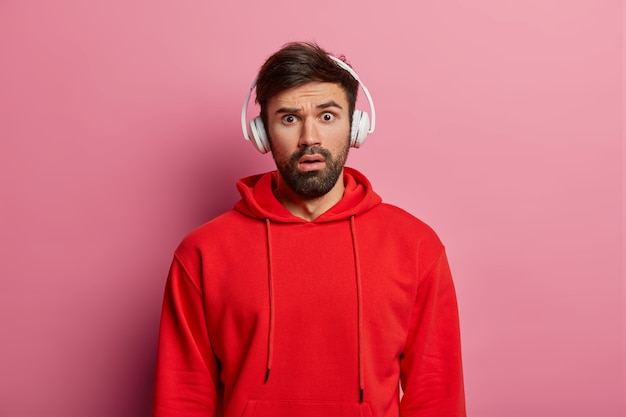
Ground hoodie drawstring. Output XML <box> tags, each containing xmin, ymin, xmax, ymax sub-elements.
<box><xmin>263</xmin><ymin>216</ymin><xmax>365</xmax><ymax>404</ymax></box>
<box><xmin>350</xmin><ymin>215</ymin><xmax>365</xmax><ymax>403</ymax></box>
<box><xmin>264</xmin><ymin>218</ymin><xmax>275</xmax><ymax>383</ymax></box>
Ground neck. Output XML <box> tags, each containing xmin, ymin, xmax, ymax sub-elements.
<box><xmin>273</xmin><ymin>171</ymin><xmax>345</xmax><ymax>221</ymax></box>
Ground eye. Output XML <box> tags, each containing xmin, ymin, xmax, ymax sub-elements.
<box><xmin>282</xmin><ymin>115</ymin><xmax>298</xmax><ymax>124</ymax></box>
<box><xmin>320</xmin><ymin>112</ymin><xmax>336</xmax><ymax>122</ymax></box>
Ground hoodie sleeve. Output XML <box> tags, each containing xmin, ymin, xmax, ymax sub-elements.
<box><xmin>399</xmin><ymin>250</ymin><xmax>466</xmax><ymax>417</ymax></box>
<box><xmin>153</xmin><ymin>254</ymin><xmax>220</xmax><ymax>417</ymax></box>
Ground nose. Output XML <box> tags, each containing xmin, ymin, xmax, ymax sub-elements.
<box><xmin>298</xmin><ymin>117</ymin><xmax>321</xmax><ymax>147</ymax></box>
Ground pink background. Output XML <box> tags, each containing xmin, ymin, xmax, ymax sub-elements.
<box><xmin>0</xmin><ymin>1</ymin><xmax>623</xmax><ymax>416</ymax></box>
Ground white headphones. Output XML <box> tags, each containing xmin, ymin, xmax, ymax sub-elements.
<box><xmin>241</xmin><ymin>55</ymin><xmax>376</xmax><ymax>154</ymax></box>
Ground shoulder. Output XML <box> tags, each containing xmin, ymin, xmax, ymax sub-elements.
<box><xmin>174</xmin><ymin>209</ymin><xmax>261</xmax><ymax>257</ymax></box>
<box><xmin>370</xmin><ymin>203</ymin><xmax>442</xmax><ymax>240</ymax></box>
<box><xmin>360</xmin><ymin>203</ymin><xmax>446</xmax><ymax>267</ymax></box>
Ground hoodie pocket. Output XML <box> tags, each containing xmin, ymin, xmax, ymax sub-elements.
<box><xmin>241</xmin><ymin>400</ymin><xmax>374</xmax><ymax>417</ymax></box>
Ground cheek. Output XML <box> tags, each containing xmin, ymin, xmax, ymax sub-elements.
<box><xmin>268</xmin><ymin>131</ymin><xmax>290</xmax><ymax>153</ymax></box>
<box><xmin>269</xmin><ymin>123</ymin><xmax>298</xmax><ymax>143</ymax></box>
<box><xmin>323</xmin><ymin>125</ymin><xmax>351</xmax><ymax>148</ymax></box>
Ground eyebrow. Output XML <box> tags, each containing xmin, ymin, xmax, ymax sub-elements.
<box><xmin>274</xmin><ymin>100</ymin><xmax>344</xmax><ymax>115</ymax></box>
<box><xmin>317</xmin><ymin>100</ymin><xmax>343</xmax><ymax>110</ymax></box>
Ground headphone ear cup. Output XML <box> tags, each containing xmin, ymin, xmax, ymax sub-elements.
<box><xmin>249</xmin><ymin>117</ymin><xmax>271</xmax><ymax>154</ymax></box>
<box><xmin>350</xmin><ymin>110</ymin><xmax>371</xmax><ymax>148</ymax></box>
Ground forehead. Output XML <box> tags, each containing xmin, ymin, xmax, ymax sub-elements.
<box><xmin>267</xmin><ymin>82</ymin><xmax>348</xmax><ymax>110</ymax></box>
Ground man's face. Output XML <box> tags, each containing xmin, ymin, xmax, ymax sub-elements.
<box><xmin>266</xmin><ymin>82</ymin><xmax>351</xmax><ymax>199</ymax></box>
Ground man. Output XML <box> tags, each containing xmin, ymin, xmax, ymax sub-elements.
<box><xmin>153</xmin><ymin>42</ymin><xmax>466</xmax><ymax>417</ymax></box>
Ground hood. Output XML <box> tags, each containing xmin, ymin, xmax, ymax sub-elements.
<box><xmin>234</xmin><ymin>166</ymin><xmax>382</xmax><ymax>223</ymax></box>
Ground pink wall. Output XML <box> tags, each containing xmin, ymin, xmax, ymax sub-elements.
<box><xmin>0</xmin><ymin>1</ymin><xmax>623</xmax><ymax>416</ymax></box>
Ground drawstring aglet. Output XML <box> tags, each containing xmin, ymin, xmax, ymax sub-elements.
<box><xmin>359</xmin><ymin>388</ymin><xmax>364</xmax><ymax>403</ymax></box>
<box><xmin>264</xmin><ymin>368</ymin><xmax>271</xmax><ymax>383</ymax></box>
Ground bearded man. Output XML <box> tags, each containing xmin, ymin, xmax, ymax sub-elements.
<box><xmin>153</xmin><ymin>41</ymin><xmax>466</xmax><ymax>417</ymax></box>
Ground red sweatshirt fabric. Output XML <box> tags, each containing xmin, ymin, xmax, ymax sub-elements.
<box><xmin>153</xmin><ymin>167</ymin><xmax>465</xmax><ymax>417</ymax></box>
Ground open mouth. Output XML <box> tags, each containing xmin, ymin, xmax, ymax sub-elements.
<box><xmin>297</xmin><ymin>155</ymin><xmax>326</xmax><ymax>171</ymax></box>
<box><xmin>299</xmin><ymin>155</ymin><xmax>325</xmax><ymax>164</ymax></box>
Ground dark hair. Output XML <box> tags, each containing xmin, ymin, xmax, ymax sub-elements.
<box><xmin>255</xmin><ymin>42</ymin><xmax>359</xmax><ymax>131</ymax></box>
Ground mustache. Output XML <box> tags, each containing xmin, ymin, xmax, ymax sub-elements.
<box><xmin>291</xmin><ymin>146</ymin><xmax>332</xmax><ymax>161</ymax></box>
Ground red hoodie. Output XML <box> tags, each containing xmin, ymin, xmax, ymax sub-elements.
<box><xmin>153</xmin><ymin>167</ymin><xmax>465</xmax><ymax>417</ymax></box>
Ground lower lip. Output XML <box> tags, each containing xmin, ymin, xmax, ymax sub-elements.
<box><xmin>298</xmin><ymin>161</ymin><xmax>326</xmax><ymax>172</ymax></box>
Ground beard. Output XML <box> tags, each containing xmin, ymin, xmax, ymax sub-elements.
<box><xmin>273</xmin><ymin>143</ymin><xmax>349</xmax><ymax>199</ymax></box>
